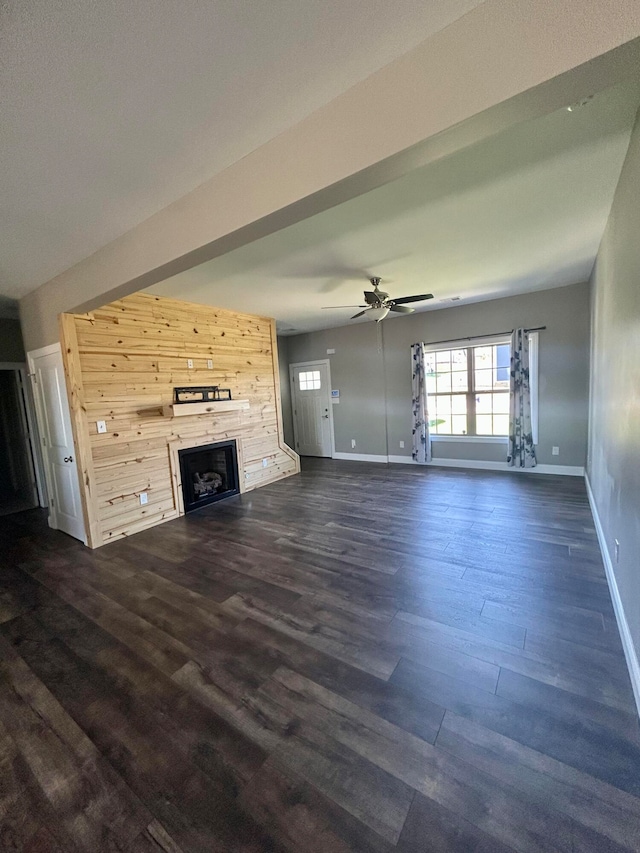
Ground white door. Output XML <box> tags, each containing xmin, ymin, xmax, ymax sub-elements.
<box><xmin>27</xmin><ymin>346</ymin><xmax>86</xmax><ymax>542</ymax></box>
<box><xmin>290</xmin><ymin>361</ymin><xmax>333</xmax><ymax>457</ymax></box>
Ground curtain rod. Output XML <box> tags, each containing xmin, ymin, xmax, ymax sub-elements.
<box><xmin>422</xmin><ymin>326</ymin><xmax>546</xmax><ymax>348</ymax></box>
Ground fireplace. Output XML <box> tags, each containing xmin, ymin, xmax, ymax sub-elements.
<box><xmin>178</xmin><ymin>440</ymin><xmax>239</xmax><ymax>513</ymax></box>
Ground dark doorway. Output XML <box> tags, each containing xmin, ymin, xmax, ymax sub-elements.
<box><xmin>0</xmin><ymin>370</ymin><xmax>37</xmax><ymax>516</ymax></box>
<box><xmin>179</xmin><ymin>440</ymin><xmax>239</xmax><ymax>513</ymax></box>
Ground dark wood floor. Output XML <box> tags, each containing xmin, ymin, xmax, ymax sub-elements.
<box><xmin>1</xmin><ymin>458</ymin><xmax>639</xmax><ymax>852</ymax></box>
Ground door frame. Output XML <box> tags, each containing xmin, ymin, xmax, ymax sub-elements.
<box><xmin>27</xmin><ymin>342</ymin><xmax>87</xmax><ymax>543</ymax></box>
<box><xmin>289</xmin><ymin>359</ymin><xmax>335</xmax><ymax>459</ymax></box>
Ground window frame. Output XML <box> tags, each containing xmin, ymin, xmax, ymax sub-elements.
<box><xmin>423</xmin><ymin>333</ymin><xmax>538</xmax><ymax>443</ymax></box>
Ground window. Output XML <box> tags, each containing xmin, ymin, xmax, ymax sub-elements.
<box><xmin>425</xmin><ymin>339</ymin><xmax>511</xmax><ymax>437</ymax></box>
<box><xmin>298</xmin><ymin>370</ymin><xmax>321</xmax><ymax>390</ymax></box>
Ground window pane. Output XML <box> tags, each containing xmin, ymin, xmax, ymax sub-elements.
<box><xmin>451</xmin><ymin>395</ymin><xmax>466</xmax><ymax>414</ymax></box>
<box><xmin>494</xmin><ymin>393</ymin><xmax>510</xmax><ymax>414</ymax></box>
<box><xmin>474</xmin><ymin>369</ymin><xmax>494</xmax><ymax>391</ymax></box>
<box><xmin>435</xmin><ymin>395</ymin><xmax>451</xmax><ymax>415</ymax></box>
<box><xmin>496</xmin><ymin>344</ymin><xmax>510</xmax><ymax>385</ymax></box>
<box><xmin>435</xmin><ymin>415</ymin><xmax>452</xmax><ymax>434</ymax></box>
<box><xmin>451</xmin><ymin>370</ymin><xmax>468</xmax><ymax>392</ymax></box>
<box><xmin>436</xmin><ymin>351</ymin><xmax>451</xmax><ymax>367</ymax></box>
<box><xmin>474</xmin><ymin>346</ymin><xmax>492</xmax><ymax>369</ymax></box>
<box><xmin>436</xmin><ymin>372</ymin><xmax>451</xmax><ymax>393</ymax></box>
<box><xmin>452</xmin><ymin>415</ymin><xmax>467</xmax><ymax>435</ymax></box>
<box><xmin>473</xmin><ymin>344</ymin><xmax>511</xmax><ymax>390</ymax></box>
<box><xmin>475</xmin><ymin>393</ymin><xmax>492</xmax><ymax>414</ymax></box>
<box><xmin>425</xmin><ymin>352</ymin><xmax>437</xmax><ymax>394</ymax></box>
<box><xmin>476</xmin><ymin>414</ymin><xmax>493</xmax><ymax>435</ymax></box>
<box><xmin>451</xmin><ymin>349</ymin><xmax>467</xmax><ymax>368</ymax></box>
<box><xmin>493</xmin><ymin>414</ymin><xmax>509</xmax><ymax>435</ymax></box>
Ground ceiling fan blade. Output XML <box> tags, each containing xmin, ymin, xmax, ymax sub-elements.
<box><xmin>363</xmin><ymin>291</ymin><xmax>379</xmax><ymax>305</ymax></box>
<box><xmin>322</xmin><ymin>304</ymin><xmax>367</xmax><ymax>309</ymax></box>
<box><xmin>392</xmin><ymin>294</ymin><xmax>434</xmax><ymax>305</ymax></box>
<box><xmin>350</xmin><ymin>310</ymin><xmax>368</xmax><ymax>319</ymax></box>
<box><xmin>389</xmin><ymin>304</ymin><xmax>415</xmax><ymax>314</ymax></box>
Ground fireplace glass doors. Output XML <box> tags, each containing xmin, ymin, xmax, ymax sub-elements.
<box><xmin>178</xmin><ymin>440</ymin><xmax>239</xmax><ymax>513</ymax></box>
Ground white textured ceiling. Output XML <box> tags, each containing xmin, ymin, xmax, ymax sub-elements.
<box><xmin>0</xmin><ymin>0</ymin><xmax>485</xmax><ymax>301</ymax></box>
<box><xmin>150</xmin><ymin>84</ymin><xmax>640</xmax><ymax>334</ymax></box>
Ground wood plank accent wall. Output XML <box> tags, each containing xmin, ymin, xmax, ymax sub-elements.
<box><xmin>59</xmin><ymin>292</ymin><xmax>299</xmax><ymax>548</ymax></box>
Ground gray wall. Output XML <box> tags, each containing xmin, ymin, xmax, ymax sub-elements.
<box><xmin>0</xmin><ymin>319</ymin><xmax>25</xmax><ymax>362</ymax></box>
<box><xmin>588</xmin><ymin>107</ymin><xmax>640</xmax><ymax>696</ymax></box>
<box><xmin>277</xmin><ymin>335</ymin><xmax>295</xmax><ymax>448</ymax></box>
<box><xmin>284</xmin><ymin>282</ymin><xmax>591</xmax><ymax>467</ymax></box>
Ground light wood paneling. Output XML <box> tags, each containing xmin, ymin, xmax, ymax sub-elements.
<box><xmin>60</xmin><ymin>292</ymin><xmax>299</xmax><ymax>547</ymax></box>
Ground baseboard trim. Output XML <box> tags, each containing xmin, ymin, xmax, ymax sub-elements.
<box><xmin>387</xmin><ymin>455</ymin><xmax>584</xmax><ymax>475</ymax></box>
<box><xmin>585</xmin><ymin>475</ymin><xmax>640</xmax><ymax>718</ymax></box>
<box><xmin>335</xmin><ymin>453</ymin><xmax>583</xmax><ymax>476</ymax></box>
<box><xmin>332</xmin><ymin>452</ymin><xmax>389</xmax><ymax>464</ymax></box>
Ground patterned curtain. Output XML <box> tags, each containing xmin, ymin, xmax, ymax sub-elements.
<box><xmin>411</xmin><ymin>342</ymin><xmax>431</xmax><ymax>463</ymax></box>
<box><xmin>507</xmin><ymin>328</ymin><xmax>537</xmax><ymax>468</ymax></box>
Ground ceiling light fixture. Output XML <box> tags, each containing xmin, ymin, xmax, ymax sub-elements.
<box><xmin>367</xmin><ymin>305</ymin><xmax>391</xmax><ymax>323</ymax></box>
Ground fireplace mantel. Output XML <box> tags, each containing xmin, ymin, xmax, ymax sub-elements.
<box><xmin>162</xmin><ymin>399</ymin><xmax>249</xmax><ymax>418</ymax></box>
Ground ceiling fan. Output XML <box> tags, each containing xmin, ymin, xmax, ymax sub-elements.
<box><xmin>323</xmin><ymin>277</ymin><xmax>434</xmax><ymax>322</ymax></box>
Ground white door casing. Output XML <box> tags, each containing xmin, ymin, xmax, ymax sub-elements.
<box><xmin>27</xmin><ymin>344</ymin><xmax>86</xmax><ymax>543</ymax></box>
<box><xmin>290</xmin><ymin>360</ymin><xmax>334</xmax><ymax>458</ymax></box>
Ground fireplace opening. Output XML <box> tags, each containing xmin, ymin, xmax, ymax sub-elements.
<box><xmin>178</xmin><ymin>440</ymin><xmax>239</xmax><ymax>513</ymax></box>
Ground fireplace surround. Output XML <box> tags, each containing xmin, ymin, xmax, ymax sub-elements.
<box><xmin>178</xmin><ymin>439</ymin><xmax>239</xmax><ymax>513</ymax></box>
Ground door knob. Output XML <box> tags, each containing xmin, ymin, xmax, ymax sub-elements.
<box><xmin>64</xmin><ymin>455</ymin><xmax>73</xmax><ymax>463</ymax></box>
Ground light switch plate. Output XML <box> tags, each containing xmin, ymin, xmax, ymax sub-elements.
<box><xmin>207</xmin><ymin>359</ymin><xmax>213</xmax><ymax>369</ymax></box>
<box><xmin>96</xmin><ymin>420</ymin><xmax>107</xmax><ymax>434</ymax></box>
<box><xmin>139</xmin><ymin>492</ymin><xmax>148</xmax><ymax>505</ymax></box>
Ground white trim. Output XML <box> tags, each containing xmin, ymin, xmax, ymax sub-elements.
<box><xmin>332</xmin><ymin>452</ymin><xmax>389</xmax><ymax>464</ymax></box>
<box><xmin>0</xmin><ymin>361</ymin><xmax>26</xmax><ymax>371</ymax></box>
<box><xmin>430</xmin><ymin>435</ymin><xmax>507</xmax><ymax>444</ymax></box>
<box><xmin>585</xmin><ymin>475</ymin><xmax>640</xmax><ymax>718</ymax></box>
<box><xmin>19</xmin><ymin>367</ymin><xmax>47</xmax><ymax>507</ymax></box>
<box><xmin>27</xmin><ymin>342</ymin><xmax>61</xmax><ymax>360</ymax></box>
<box><xmin>337</xmin><ymin>453</ymin><xmax>583</xmax><ymax>476</ymax></box>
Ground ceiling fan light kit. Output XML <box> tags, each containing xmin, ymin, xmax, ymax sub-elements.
<box><xmin>367</xmin><ymin>305</ymin><xmax>391</xmax><ymax>323</ymax></box>
<box><xmin>323</xmin><ymin>277</ymin><xmax>434</xmax><ymax>322</ymax></box>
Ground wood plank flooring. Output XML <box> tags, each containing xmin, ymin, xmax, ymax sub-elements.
<box><xmin>1</xmin><ymin>458</ymin><xmax>639</xmax><ymax>852</ymax></box>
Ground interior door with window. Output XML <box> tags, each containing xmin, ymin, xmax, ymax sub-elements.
<box><xmin>290</xmin><ymin>361</ymin><xmax>333</xmax><ymax>457</ymax></box>
<box><xmin>27</xmin><ymin>345</ymin><xmax>86</xmax><ymax>542</ymax></box>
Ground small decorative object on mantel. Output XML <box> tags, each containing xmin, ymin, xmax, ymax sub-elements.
<box><xmin>174</xmin><ymin>386</ymin><xmax>232</xmax><ymax>404</ymax></box>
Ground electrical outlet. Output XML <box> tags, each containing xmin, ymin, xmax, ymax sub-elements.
<box><xmin>399</xmin><ymin>440</ymin><xmax>405</xmax><ymax>449</ymax></box>
<box><xmin>262</xmin><ymin>458</ymin><xmax>268</xmax><ymax>468</ymax></box>
<box><xmin>207</xmin><ymin>359</ymin><xmax>213</xmax><ymax>369</ymax></box>
<box><xmin>139</xmin><ymin>492</ymin><xmax>148</xmax><ymax>505</ymax></box>
<box><xmin>187</xmin><ymin>359</ymin><xmax>194</xmax><ymax>369</ymax></box>
<box><xmin>552</xmin><ymin>446</ymin><xmax>560</xmax><ymax>456</ymax></box>
<box><xmin>96</xmin><ymin>420</ymin><xmax>107</xmax><ymax>434</ymax></box>
<box><xmin>351</xmin><ymin>439</ymin><xmax>356</xmax><ymax>448</ymax></box>
<box><xmin>615</xmin><ymin>539</ymin><xmax>620</xmax><ymax>563</ymax></box>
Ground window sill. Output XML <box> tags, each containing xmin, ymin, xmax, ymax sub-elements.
<box><xmin>430</xmin><ymin>435</ymin><xmax>508</xmax><ymax>443</ymax></box>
